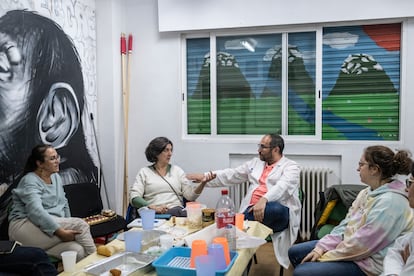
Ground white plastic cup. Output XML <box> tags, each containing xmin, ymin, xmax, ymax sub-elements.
<box><xmin>124</xmin><ymin>230</ymin><xmax>143</xmax><ymax>252</ymax></box>
<box><xmin>61</xmin><ymin>250</ymin><xmax>77</xmax><ymax>273</ymax></box>
<box><xmin>186</xmin><ymin>202</ymin><xmax>202</xmax><ymax>229</ymax></box>
<box><xmin>138</xmin><ymin>208</ymin><xmax>156</xmax><ymax>230</ymax></box>
<box><xmin>159</xmin><ymin>234</ymin><xmax>174</xmax><ymax>250</ymax></box>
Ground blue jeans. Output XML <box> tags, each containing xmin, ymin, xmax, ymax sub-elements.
<box><xmin>0</xmin><ymin>246</ymin><xmax>58</xmax><ymax>275</ymax></box>
<box><xmin>243</xmin><ymin>201</ymin><xmax>289</xmax><ymax>232</ymax></box>
<box><xmin>288</xmin><ymin>240</ymin><xmax>366</xmax><ymax>276</ymax></box>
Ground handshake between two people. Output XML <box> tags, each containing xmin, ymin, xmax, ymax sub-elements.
<box><xmin>186</xmin><ymin>171</ymin><xmax>216</xmax><ymax>183</ymax></box>
<box><xmin>187</xmin><ymin>171</ymin><xmax>267</xmax><ymax>222</ymax></box>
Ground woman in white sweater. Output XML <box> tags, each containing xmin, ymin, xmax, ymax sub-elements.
<box><xmin>129</xmin><ymin>137</ymin><xmax>207</xmax><ymax>217</ymax></box>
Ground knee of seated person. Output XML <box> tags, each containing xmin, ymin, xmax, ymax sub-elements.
<box><xmin>288</xmin><ymin>245</ymin><xmax>300</xmax><ymax>265</ymax></box>
<box><xmin>266</xmin><ymin>201</ymin><xmax>288</xmax><ymax>212</ymax></box>
<box><xmin>73</xmin><ymin>217</ymin><xmax>88</xmax><ymax>225</ymax></box>
<box><xmin>72</xmin><ymin>217</ymin><xmax>91</xmax><ymax>230</ymax></box>
<box><xmin>75</xmin><ymin>247</ymin><xmax>87</xmax><ymax>261</ymax></box>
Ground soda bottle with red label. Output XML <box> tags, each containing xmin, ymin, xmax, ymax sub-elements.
<box><xmin>215</xmin><ymin>189</ymin><xmax>236</xmax><ymax>250</ymax></box>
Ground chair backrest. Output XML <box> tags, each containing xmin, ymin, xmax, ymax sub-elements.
<box><xmin>125</xmin><ymin>204</ymin><xmax>138</xmax><ymax>225</ymax></box>
<box><xmin>310</xmin><ymin>184</ymin><xmax>365</xmax><ymax>240</ymax></box>
<box><xmin>63</xmin><ymin>183</ymin><xmax>103</xmax><ymax>218</ymax></box>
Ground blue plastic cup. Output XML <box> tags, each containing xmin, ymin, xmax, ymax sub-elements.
<box><xmin>124</xmin><ymin>230</ymin><xmax>142</xmax><ymax>252</ymax></box>
<box><xmin>208</xmin><ymin>243</ymin><xmax>227</xmax><ymax>270</ymax></box>
<box><xmin>195</xmin><ymin>255</ymin><xmax>215</xmax><ymax>276</ymax></box>
<box><xmin>139</xmin><ymin>208</ymin><xmax>156</xmax><ymax>230</ymax></box>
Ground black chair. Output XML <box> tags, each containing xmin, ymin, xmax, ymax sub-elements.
<box><xmin>63</xmin><ymin>182</ymin><xmax>127</xmax><ymax>243</ymax></box>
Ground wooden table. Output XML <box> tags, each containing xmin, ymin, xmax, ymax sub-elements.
<box><xmin>59</xmin><ymin>220</ymin><xmax>272</xmax><ymax>275</ymax></box>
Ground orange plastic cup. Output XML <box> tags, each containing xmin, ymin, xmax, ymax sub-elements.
<box><xmin>212</xmin><ymin>236</ymin><xmax>230</xmax><ymax>265</ymax></box>
<box><xmin>235</xmin><ymin>213</ymin><xmax>245</xmax><ymax>230</ymax></box>
<box><xmin>190</xmin><ymin>239</ymin><xmax>208</xmax><ymax>268</ymax></box>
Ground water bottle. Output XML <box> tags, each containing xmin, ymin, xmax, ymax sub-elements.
<box><xmin>215</xmin><ymin>189</ymin><xmax>236</xmax><ymax>250</ymax></box>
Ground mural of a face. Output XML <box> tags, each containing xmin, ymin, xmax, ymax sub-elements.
<box><xmin>0</xmin><ymin>36</ymin><xmax>27</xmax><ymax>159</ymax></box>
<box><xmin>0</xmin><ymin>10</ymin><xmax>97</xmax><ymax>186</ymax></box>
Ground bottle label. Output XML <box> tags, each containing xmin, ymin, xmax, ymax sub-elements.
<box><xmin>216</xmin><ymin>215</ymin><xmax>235</xmax><ymax>228</ymax></box>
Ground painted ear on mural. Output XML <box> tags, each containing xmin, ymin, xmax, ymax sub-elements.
<box><xmin>36</xmin><ymin>82</ymin><xmax>81</xmax><ymax>149</ymax></box>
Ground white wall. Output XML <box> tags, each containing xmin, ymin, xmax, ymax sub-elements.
<box><xmin>96</xmin><ymin>0</ymin><xmax>414</xmax><ymax>213</ymax></box>
<box><xmin>158</xmin><ymin>0</ymin><xmax>414</xmax><ymax>32</ymax></box>
<box><xmin>95</xmin><ymin>0</ymin><xmax>126</xmax><ymax>211</ymax></box>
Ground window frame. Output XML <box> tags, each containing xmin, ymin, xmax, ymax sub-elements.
<box><xmin>181</xmin><ymin>20</ymin><xmax>405</xmax><ymax>144</ymax></box>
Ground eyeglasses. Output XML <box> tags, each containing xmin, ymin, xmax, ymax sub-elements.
<box><xmin>257</xmin><ymin>144</ymin><xmax>274</xmax><ymax>150</ymax></box>
<box><xmin>406</xmin><ymin>178</ymin><xmax>414</xmax><ymax>189</ymax></box>
<box><xmin>45</xmin><ymin>155</ymin><xmax>60</xmax><ymax>162</ymax></box>
<box><xmin>358</xmin><ymin>162</ymin><xmax>369</xmax><ymax>168</ymax></box>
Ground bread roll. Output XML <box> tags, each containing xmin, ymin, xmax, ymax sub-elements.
<box><xmin>109</xmin><ymin>268</ymin><xmax>121</xmax><ymax>276</ymax></box>
<box><xmin>97</xmin><ymin>245</ymin><xmax>119</xmax><ymax>257</ymax></box>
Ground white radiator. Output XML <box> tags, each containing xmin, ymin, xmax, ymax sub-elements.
<box><xmin>229</xmin><ymin>183</ymin><xmax>249</xmax><ymax>212</ymax></box>
<box><xmin>228</xmin><ymin>167</ymin><xmax>331</xmax><ymax>241</ymax></box>
<box><xmin>300</xmin><ymin>167</ymin><xmax>331</xmax><ymax>241</ymax></box>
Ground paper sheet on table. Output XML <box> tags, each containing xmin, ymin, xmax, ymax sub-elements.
<box><xmin>184</xmin><ymin>224</ymin><xmax>266</xmax><ymax>249</ymax></box>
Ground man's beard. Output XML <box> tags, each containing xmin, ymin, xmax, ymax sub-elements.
<box><xmin>259</xmin><ymin>152</ymin><xmax>274</xmax><ymax>164</ymax></box>
<box><xmin>259</xmin><ymin>153</ymin><xmax>269</xmax><ymax>162</ymax></box>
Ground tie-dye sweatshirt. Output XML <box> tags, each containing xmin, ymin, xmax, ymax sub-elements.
<box><xmin>316</xmin><ymin>180</ymin><xmax>414</xmax><ymax>276</ymax></box>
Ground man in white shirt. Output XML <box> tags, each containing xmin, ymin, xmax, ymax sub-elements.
<box><xmin>188</xmin><ymin>133</ymin><xmax>301</xmax><ymax>269</ymax></box>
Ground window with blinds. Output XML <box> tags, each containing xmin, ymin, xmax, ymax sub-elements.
<box><xmin>185</xmin><ymin>23</ymin><xmax>401</xmax><ymax>140</ymax></box>
<box><xmin>322</xmin><ymin>23</ymin><xmax>401</xmax><ymax>140</ymax></box>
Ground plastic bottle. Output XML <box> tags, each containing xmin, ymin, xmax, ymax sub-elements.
<box><xmin>215</xmin><ymin>189</ymin><xmax>236</xmax><ymax>250</ymax></box>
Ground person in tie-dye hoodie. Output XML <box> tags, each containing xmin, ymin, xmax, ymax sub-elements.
<box><xmin>382</xmin><ymin>163</ymin><xmax>414</xmax><ymax>276</ymax></box>
<box><xmin>288</xmin><ymin>145</ymin><xmax>414</xmax><ymax>276</ymax></box>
